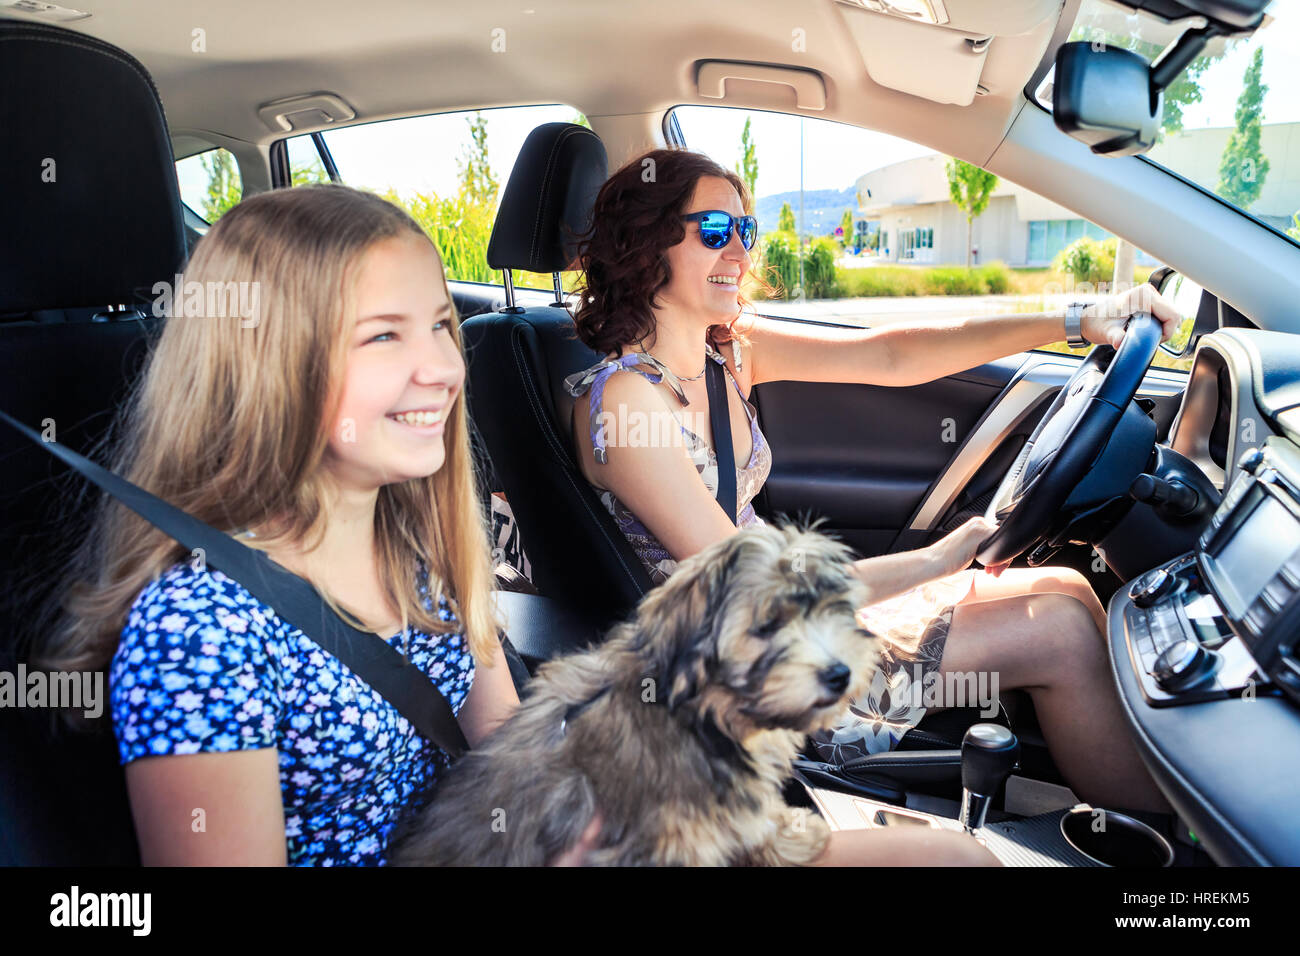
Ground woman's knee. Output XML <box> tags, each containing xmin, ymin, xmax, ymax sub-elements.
<box><xmin>1029</xmin><ymin>592</ymin><xmax>1111</xmax><ymax>677</ymax></box>
<box><xmin>942</xmin><ymin>591</ymin><xmax>1102</xmax><ymax>689</ymax></box>
<box><xmin>1058</xmin><ymin>566</ymin><xmax>1097</xmax><ymax>602</ymax></box>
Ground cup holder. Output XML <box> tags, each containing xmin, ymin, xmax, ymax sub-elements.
<box><xmin>1060</xmin><ymin>805</ymin><xmax>1174</xmax><ymax>867</ymax></box>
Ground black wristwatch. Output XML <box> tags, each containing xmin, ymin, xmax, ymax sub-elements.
<box><xmin>1064</xmin><ymin>302</ymin><xmax>1090</xmax><ymax>349</ymax></box>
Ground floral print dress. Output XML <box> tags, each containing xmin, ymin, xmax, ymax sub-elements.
<box><xmin>109</xmin><ymin>558</ymin><xmax>474</xmax><ymax>865</ymax></box>
<box><xmin>564</xmin><ymin>340</ymin><xmax>770</xmax><ymax>584</ymax></box>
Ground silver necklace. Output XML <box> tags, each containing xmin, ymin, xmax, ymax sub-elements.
<box><xmin>635</xmin><ymin>347</ymin><xmax>708</xmax><ymax>381</ymax></box>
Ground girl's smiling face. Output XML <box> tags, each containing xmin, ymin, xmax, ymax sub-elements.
<box><xmin>659</xmin><ymin>175</ymin><xmax>753</xmax><ymax>323</ymax></box>
<box><xmin>326</xmin><ymin>232</ymin><xmax>465</xmax><ymax>491</ymax></box>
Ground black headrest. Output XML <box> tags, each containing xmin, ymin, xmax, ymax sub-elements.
<box><xmin>486</xmin><ymin>122</ymin><xmax>608</xmax><ymax>274</ymax></box>
<box><xmin>0</xmin><ymin>20</ymin><xmax>186</xmax><ymax>314</ymax></box>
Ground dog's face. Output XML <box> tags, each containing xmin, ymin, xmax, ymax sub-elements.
<box><xmin>634</xmin><ymin>524</ymin><xmax>876</xmax><ymax>740</ymax></box>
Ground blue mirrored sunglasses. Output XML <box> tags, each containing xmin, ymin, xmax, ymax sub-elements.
<box><xmin>680</xmin><ymin>210</ymin><xmax>758</xmax><ymax>251</ymax></box>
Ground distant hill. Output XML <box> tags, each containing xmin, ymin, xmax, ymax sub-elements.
<box><xmin>755</xmin><ymin>187</ymin><xmax>859</xmax><ymax>237</ymax></box>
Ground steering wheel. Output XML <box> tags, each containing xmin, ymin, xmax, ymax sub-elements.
<box><xmin>975</xmin><ymin>312</ymin><xmax>1163</xmax><ymax>567</ymax></box>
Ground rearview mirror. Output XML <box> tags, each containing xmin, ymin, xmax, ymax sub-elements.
<box><xmin>1052</xmin><ymin>42</ymin><xmax>1162</xmax><ymax>157</ymax></box>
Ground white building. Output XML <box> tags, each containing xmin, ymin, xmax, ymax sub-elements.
<box><xmin>853</xmin><ymin>122</ymin><xmax>1300</xmax><ymax>266</ymax></box>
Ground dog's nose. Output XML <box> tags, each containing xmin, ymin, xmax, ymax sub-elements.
<box><xmin>818</xmin><ymin>662</ymin><xmax>851</xmax><ymax>695</ymax></box>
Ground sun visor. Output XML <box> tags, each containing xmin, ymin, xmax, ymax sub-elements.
<box><xmin>836</xmin><ymin>0</ymin><xmax>1061</xmax><ymax>106</ymax></box>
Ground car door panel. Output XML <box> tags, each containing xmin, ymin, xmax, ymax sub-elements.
<box><xmin>752</xmin><ymin>364</ymin><xmax>1014</xmax><ymax>557</ymax></box>
<box><xmin>751</xmin><ymin>344</ymin><xmax>1187</xmax><ymax>561</ymax></box>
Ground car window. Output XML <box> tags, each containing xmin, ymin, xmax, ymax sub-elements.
<box><xmin>175</xmin><ymin>147</ymin><xmax>243</xmax><ymax>224</ymax></box>
<box><xmin>669</xmin><ymin>104</ymin><xmax>1192</xmax><ymax>371</ymax></box>
<box><xmin>281</xmin><ymin>105</ymin><xmax>586</xmax><ymax>287</ymax></box>
<box><xmin>1037</xmin><ymin>0</ymin><xmax>1300</xmax><ymax>252</ymax></box>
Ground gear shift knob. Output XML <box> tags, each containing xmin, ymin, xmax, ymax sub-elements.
<box><xmin>960</xmin><ymin>723</ymin><xmax>1020</xmax><ymax>833</ymax></box>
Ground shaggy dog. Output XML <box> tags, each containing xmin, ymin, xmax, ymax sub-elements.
<box><xmin>386</xmin><ymin>524</ymin><xmax>877</xmax><ymax>866</ymax></box>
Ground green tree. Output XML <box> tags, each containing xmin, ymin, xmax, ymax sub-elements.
<box><xmin>777</xmin><ymin>201</ymin><xmax>796</xmax><ymax>233</ymax></box>
<box><xmin>1216</xmin><ymin>47</ymin><xmax>1270</xmax><ymax>210</ymax></box>
<box><xmin>459</xmin><ymin>112</ymin><xmax>499</xmax><ymax>207</ymax></box>
<box><xmin>571</xmin><ymin>112</ymin><xmax>592</xmax><ymax>129</ymax></box>
<box><xmin>736</xmin><ymin>115</ymin><xmax>759</xmax><ymax>201</ymax></box>
<box><xmin>945</xmin><ymin>158</ymin><xmax>998</xmax><ymax>268</ymax></box>
<box><xmin>839</xmin><ymin>208</ymin><xmax>854</xmax><ymax>249</ymax></box>
<box><xmin>291</xmin><ymin>158</ymin><xmax>329</xmax><ymax>187</ymax></box>
<box><xmin>200</xmin><ymin>149</ymin><xmax>242</xmax><ymax>222</ymax></box>
<box><xmin>1288</xmin><ymin>210</ymin><xmax>1300</xmax><ymax>242</ymax></box>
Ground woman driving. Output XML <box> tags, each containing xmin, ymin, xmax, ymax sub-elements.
<box><xmin>566</xmin><ymin>147</ymin><xmax>1181</xmax><ymax>816</ymax></box>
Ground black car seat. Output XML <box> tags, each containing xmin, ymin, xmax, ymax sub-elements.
<box><xmin>460</xmin><ymin>123</ymin><xmax>654</xmax><ymax>631</ymax></box>
<box><xmin>0</xmin><ymin>20</ymin><xmax>188</xmax><ymax>864</ymax></box>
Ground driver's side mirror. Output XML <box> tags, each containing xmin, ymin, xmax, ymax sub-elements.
<box><xmin>1148</xmin><ymin>266</ymin><xmax>1214</xmax><ymax>357</ymax></box>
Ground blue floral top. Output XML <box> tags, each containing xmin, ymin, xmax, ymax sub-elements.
<box><xmin>109</xmin><ymin>560</ymin><xmax>475</xmax><ymax>866</ymax></box>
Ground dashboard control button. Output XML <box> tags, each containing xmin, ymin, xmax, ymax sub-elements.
<box><xmin>1153</xmin><ymin>639</ymin><xmax>1219</xmax><ymax>692</ymax></box>
<box><xmin>1130</xmin><ymin>568</ymin><xmax>1177</xmax><ymax>608</ymax></box>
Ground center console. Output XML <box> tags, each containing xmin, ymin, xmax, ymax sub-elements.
<box><xmin>1108</xmin><ymin>437</ymin><xmax>1300</xmax><ymax>865</ymax></box>
<box><xmin>1122</xmin><ymin>439</ymin><xmax>1300</xmax><ymax>708</ymax></box>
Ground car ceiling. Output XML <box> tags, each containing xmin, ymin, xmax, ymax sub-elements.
<box><xmin>2</xmin><ymin>0</ymin><xmax>1067</xmax><ymax>169</ymax></box>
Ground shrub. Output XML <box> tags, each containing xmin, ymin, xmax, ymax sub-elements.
<box><xmin>803</xmin><ymin>237</ymin><xmax>840</xmax><ymax>299</ymax></box>
<box><xmin>835</xmin><ymin>267</ymin><xmax>926</xmax><ymax>297</ymax></box>
<box><xmin>382</xmin><ymin>188</ymin><xmax>497</xmax><ymax>284</ymax></box>
<box><xmin>755</xmin><ymin>231</ymin><xmax>844</xmax><ymax>299</ymax></box>
<box><xmin>757</xmin><ymin>231</ymin><xmax>799</xmax><ymax>299</ymax></box>
<box><xmin>922</xmin><ymin>266</ymin><xmax>985</xmax><ymax>296</ymax></box>
<box><xmin>832</xmin><ymin>262</ymin><xmax>1012</xmax><ymax>298</ymax></box>
<box><xmin>976</xmin><ymin>260</ymin><xmax>1012</xmax><ymax>294</ymax></box>
<box><xmin>1052</xmin><ymin>237</ymin><xmax>1116</xmax><ymax>287</ymax></box>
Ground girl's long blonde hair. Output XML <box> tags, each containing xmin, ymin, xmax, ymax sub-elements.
<box><xmin>32</xmin><ymin>184</ymin><xmax>499</xmax><ymax>729</ymax></box>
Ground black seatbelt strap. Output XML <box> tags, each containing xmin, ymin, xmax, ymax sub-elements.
<box><xmin>0</xmin><ymin>410</ymin><xmax>469</xmax><ymax>759</ymax></box>
<box><xmin>705</xmin><ymin>359</ymin><xmax>738</xmax><ymax>525</ymax></box>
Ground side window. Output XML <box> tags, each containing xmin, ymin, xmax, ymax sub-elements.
<box><xmin>175</xmin><ymin>147</ymin><xmax>243</xmax><ymax>224</ymax></box>
<box><xmin>286</xmin><ymin>135</ymin><xmax>331</xmax><ymax>186</ymax></box>
<box><xmin>281</xmin><ymin>105</ymin><xmax>586</xmax><ymax>286</ymax></box>
<box><xmin>669</xmin><ymin>105</ymin><xmax>1193</xmax><ymax>371</ymax></box>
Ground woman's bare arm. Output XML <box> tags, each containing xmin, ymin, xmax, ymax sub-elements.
<box><xmin>744</xmin><ymin>285</ymin><xmax>1183</xmax><ymax>390</ymax></box>
<box><xmin>573</xmin><ymin>368</ymin><xmax>742</xmax><ymax>562</ymax></box>
<box><xmin>848</xmin><ymin>516</ymin><xmax>993</xmax><ymax>605</ymax></box>
<box><xmin>125</xmin><ymin>749</ymin><xmax>287</xmax><ymax>865</ymax></box>
<box><xmin>745</xmin><ymin>310</ymin><xmax>1074</xmax><ymax>389</ymax></box>
<box><xmin>457</xmin><ymin>637</ymin><xmax>521</xmax><ymax>748</ymax></box>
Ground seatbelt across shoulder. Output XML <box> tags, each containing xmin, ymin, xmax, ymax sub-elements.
<box><xmin>0</xmin><ymin>410</ymin><xmax>469</xmax><ymax>759</ymax></box>
<box><xmin>705</xmin><ymin>359</ymin><xmax>738</xmax><ymax>525</ymax></box>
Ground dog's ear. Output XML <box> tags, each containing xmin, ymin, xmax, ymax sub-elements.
<box><xmin>633</xmin><ymin>535</ymin><xmax>745</xmax><ymax>710</ymax></box>
<box><xmin>662</xmin><ymin>636</ymin><xmax>710</xmax><ymax>711</ymax></box>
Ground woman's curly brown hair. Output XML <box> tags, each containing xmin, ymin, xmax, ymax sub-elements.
<box><xmin>572</xmin><ymin>147</ymin><xmax>764</xmax><ymax>357</ymax></box>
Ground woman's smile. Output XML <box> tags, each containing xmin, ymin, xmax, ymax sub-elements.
<box><xmin>386</xmin><ymin>404</ymin><xmax>449</xmax><ymax>435</ymax></box>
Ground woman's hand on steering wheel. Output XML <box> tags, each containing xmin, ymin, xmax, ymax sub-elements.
<box><xmin>1081</xmin><ymin>283</ymin><xmax>1183</xmax><ymax>348</ymax></box>
<box><xmin>929</xmin><ymin>516</ymin><xmax>1000</xmax><ymax>579</ymax></box>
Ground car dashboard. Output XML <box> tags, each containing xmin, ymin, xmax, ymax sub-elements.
<box><xmin>1110</xmin><ymin>328</ymin><xmax>1300</xmax><ymax>865</ymax></box>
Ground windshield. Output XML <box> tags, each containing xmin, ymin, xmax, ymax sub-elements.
<box><xmin>1035</xmin><ymin>0</ymin><xmax>1300</xmax><ymax>248</ymax></box>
